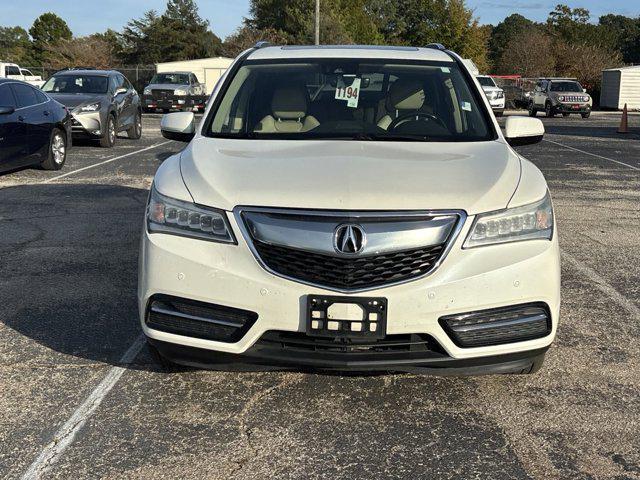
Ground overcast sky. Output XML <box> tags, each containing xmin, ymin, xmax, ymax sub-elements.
<box><xmin>2</xmin><ymin>0</ymin><xmax>638</xmax><ymax>40</ymax></box>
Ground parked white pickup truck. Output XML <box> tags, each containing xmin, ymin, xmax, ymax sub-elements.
<box><xmin>0</xmin><ymin>62</ymin><xmax>46</xmax><ymax>88</ymax></box>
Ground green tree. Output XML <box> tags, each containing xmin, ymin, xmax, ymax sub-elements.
<box><xmin>599</xmin><ymin>14</ymin><xmax>640</xmax><ymax>64</ymax></box>
<box><xmin>29</xmin><ymin>12</ymin><xmax>72</xmax><ymax>64</ymax></box>
<box><xmin>120</xmin><ymin>10</ymin><xmax>165</xmax><ymax>64</ymax></box>
<box><xmin>0</xmin><ymin>26</ymin><xmax>35</xmax><ymax>64</ymax></box>
<box><xmin>488</xmin><ymin>14</ymin><xmax>534</xmax><ymax>70</ymax></box>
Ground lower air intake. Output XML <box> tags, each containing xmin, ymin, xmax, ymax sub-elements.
<box><xmin>145</xmin><ymin>295</ymin><xmax>258</xmax><ymax>343</ymax></box>
<box><xmin>439</xmin><ymin>303</ymin><xmax>551</xmax><ymax>348</ymax></box>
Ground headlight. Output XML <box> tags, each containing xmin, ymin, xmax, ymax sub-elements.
<box><xmin>146</xmin><ymin>186</ymin><xmax>235</xmax><ymax>243</ymax></box>
<box><xmin>464</xmin><ymin>193</ymin><xmax>553</xmax><ymax>248</ymax></box>
<box><xmin>558</xmin><ymin>96</ymin><xmax>565</xmax><ymax>102</ymax></box>
<box><xmin>78</xmin><ymin>102</ymin><xmax>100</xmax><ymax>113</ymax></box>
<box><xmin>174</xmin><ymin>89</ymin><xmax>188</xmax><ymax>96</ymax></box>
<box><xmin>583</xmin><ymin>95</ymin><xmax>590</xmax><ymax>102</ymax></box>
<box><xmin>496</xmin><ymin>91</ymin><xmax>504</xmax><ymax>99</ymax></box>
<box><xmin>143</xmin><ymin>87</ymin><xmax>151</xmax><ymax>95</ymax></box>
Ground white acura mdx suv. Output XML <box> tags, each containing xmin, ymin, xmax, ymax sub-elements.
<box><xmin>139</xmin><ymin>43</ymin><xmax>560</xmax><ymax>375</ymax></box>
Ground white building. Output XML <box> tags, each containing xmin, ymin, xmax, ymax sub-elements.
<box><xmin>156</xmin><ymin>57</ymin><xmax>234</xmax><ymax>94</ymax></box>
<box><xmin>600</xmin><ymin>65</ymin><xmax>640</xmax><ymax>110</ymax></box>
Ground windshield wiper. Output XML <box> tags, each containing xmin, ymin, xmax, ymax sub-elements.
<box><xmin>352</xmin><ymin>133</ymin><xmax>429</xmax><ymax>142</ymax></box>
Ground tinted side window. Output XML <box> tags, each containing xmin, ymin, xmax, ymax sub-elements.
<box><xmin>12</xmin><ymin>83</ymin><xmax>39</xmax><ymax>108</ymax></box>
<box><xmin>0</xmin><ymin>84</ymin><xmax>16</xmax><ymax>107</ymax></box>
<box><xmin>6</xmin><ymin>66</ymin><xmax>21</xmax><ymax>76</ymax></box>
<box><xmin>109</xmin><ymin>76</ymin><xmax>119</xmax><ymax>93</ymax></box>
<box><xmin>34</xmin><ymin>88</ymin><xmax>49</xmax><ymax>103</ymax></box>
<box><xmin>116</xmin><ymin>74</ymin><xmax>126</xmax><ymax>89</ymax></box>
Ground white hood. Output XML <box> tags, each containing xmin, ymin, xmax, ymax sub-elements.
<box><xmin>180</xmin><ymin>137</ymin><xmax>520</xmax><ymax>215</ymax></box>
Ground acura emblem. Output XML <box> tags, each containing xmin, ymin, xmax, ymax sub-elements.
<box><xmin>334</xmin><ymin>224</ymin><xmax>366</xmax><ymax>255</ymax></box>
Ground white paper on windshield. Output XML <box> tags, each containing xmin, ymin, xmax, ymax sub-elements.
<box><xmin>461</xmin><ymin>101</ymin><xmax>472</xmax><ymax>111</ymax></box>
<box><xmin>335</xmin><ymin>77</ymin><xmax>361</xmax><ymax>108</ymax></box>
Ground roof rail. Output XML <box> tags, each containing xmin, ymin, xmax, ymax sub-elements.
<box><xmin>254</xmin><ymin>41</ymin><xmax>272</xmax><ymax>49</ymax></box>
<box><xmin>425</xmin><ymin>43</ymin><xmax>446</xmax><ymax>51</ymax></box>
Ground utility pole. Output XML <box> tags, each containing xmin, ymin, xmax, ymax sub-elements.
<box><xmin>315</xmin><ymin>0</ymin><xmax>320</xmax><ymax>45</ymax></box>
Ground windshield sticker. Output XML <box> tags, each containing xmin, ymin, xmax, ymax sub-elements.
<box><xmin>440</xmin><ymin>67</ymin><xmax>451</xmax><ymax>73</ymax></box>
<box><xmin>461</xmin><ymin>101</ymin><xmax>472</xmax><ymax>112</ymax></box>
<box><xmin>335</xmin><ymin>77</ymin><xmax>361</xmax><ymax>108</ymax></box>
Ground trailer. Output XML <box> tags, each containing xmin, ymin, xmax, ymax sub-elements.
<box><xmin>600</xmin><ymin>66</ymin><xmax>640</xmax><ymax>110</ymax></box>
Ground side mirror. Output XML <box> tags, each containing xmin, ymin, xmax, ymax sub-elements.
<box><xmin>0</xmin><ymin>106</ymin><xmax>15</xmax><ymax>115</ymax></box>
<box><xmin>161</xmin><ymin>112</ymin><xmax>195</xmax><ymax>142</ymax></box>
<box><xmin>504</xmin><ymin>117</ymin><xmax>544</xmax><ymax>147</ymax></box>
<box><xmin>114</xmin><ymin>87</ymin><xmax>128</xmax><ymax>96</ymax></box>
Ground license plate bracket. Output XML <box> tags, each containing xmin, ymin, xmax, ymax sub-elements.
<box><xmin>306</xmin><ymin>295</ymin><xmax>387</xmax><ymax>339</ymax></box>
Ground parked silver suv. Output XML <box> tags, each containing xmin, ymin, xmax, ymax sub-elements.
<box><xmin>42</xmin><ymin>69</ymin><xmax>142</xmax><ymax>147</ymax></box>
<box><xmin>528</xmin><ymin>78</ymin><xmax>591</xmax><ymax>119</ymax></box>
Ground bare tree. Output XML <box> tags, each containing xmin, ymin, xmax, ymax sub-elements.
<box><xmin>44</xmin><ymin>36</ymin><xmax>116</xmax><ymax>70</ymax></box>
<box><xmin>498</xmin><ymin>29</ymin><xmax>556</xmax><ymax>77</ymax></box>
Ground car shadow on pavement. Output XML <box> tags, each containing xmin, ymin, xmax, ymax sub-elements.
<box><xmin>0</xmin><ymin>182</ymin><xmax>157</xmax><ymax>370</ymax></box>
<box><xmin>542</xmin><ymin>124</ymin><xmax>640</xmax><ymax>140</ymax></box>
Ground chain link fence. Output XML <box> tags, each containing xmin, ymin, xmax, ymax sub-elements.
<box><xmin>22</xmin><ymin>65</ymin><xmax>157</xmax><ymax>92</ymax></box>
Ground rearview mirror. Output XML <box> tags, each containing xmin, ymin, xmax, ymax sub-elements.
<box><xmin>161</xmin><ymin>112</ymin><xmax>195</xmax><ymax>142</ymax></box>
<box><xmin>504</xmin><ymin>117</ymin><xmax>544</xmax><ymax>146</ymax></box>
<box><xmin>0</xmin><ymin>106</ymin><xmax>15</xmax><ymax>115</ymax></box>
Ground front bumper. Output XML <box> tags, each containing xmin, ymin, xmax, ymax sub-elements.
<box><xmin>138</xmin><ymin>212</ymin><xmax>561</xmax><ymax>371</ymax></box>
<box><xmin>142</xmin><ymin>94</ymin><xmax>207</xmax><ymax>111</ymax></box>
<box><xmin>555</xmin><ymin>103</ymin><xmax>591</xmax><ymax>114</ymax></box>
<box><xmin>71</xmin><ymin>112</ymin><xmax>103</xmax><ymax>137</ymax></box>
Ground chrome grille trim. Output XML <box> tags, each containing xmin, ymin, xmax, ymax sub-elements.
<box><xmin>233</xmin><ymin>207</ymin><xmax>467</xmax><ymax>293</ymax></box>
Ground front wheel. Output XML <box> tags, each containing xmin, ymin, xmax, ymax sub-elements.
<box><xmin>581</xmin><ymin>112</ymin><xmax>591</xmax><ymax>119</ymax></box>
<box><xmin>545</xmin><ymin>102</ymin><xmax>555</xmax><ymax>118</ymax></box>
<box><xmin>100</xmin><ymin>115</ymin><xmax>116</xmax><ymax>148</ymax></box>
<box><xmin>528</xmin><ymin>102</ymin><xmax>537</xmax><ymax>117</ymax></box>
<box><xmin>127</xmin><ymin>111</ymin><xmax>142</xmax><ymax>139</ymax></box>
<box><xmin>41</xmin><ymin>128</ymin><xmax>67</xmax><ymax>170</ymax></box>
<box><xmin>562</xmin><ymin>113</ymin><xmax>570</xmax><ymax>117</ymax></box>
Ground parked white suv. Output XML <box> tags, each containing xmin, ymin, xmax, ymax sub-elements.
<box><xmin>139</xmin><ymin>44</ymin><xmax>559</xmax><ymax>375</ymax></box>
<box><xmin>477</xmin><ymin>75</ymin><xmax>505</xmax><ymax>117</ymax></box>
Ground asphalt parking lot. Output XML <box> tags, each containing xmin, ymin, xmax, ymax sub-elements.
<box><xmin>1</xmin><ymin>113</ymin><xmax>639</xmax><ymax>479</ymax></box>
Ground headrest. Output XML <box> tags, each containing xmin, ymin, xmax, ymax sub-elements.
<box><xmin>271</xmin><ymin>86</ymin><xmax>308</xmax><ymax>120</ymax></box>
<box><xmin>387</xmin><ymin>79</ymin><xmax>425</xmax><ymax>111</ymax></box>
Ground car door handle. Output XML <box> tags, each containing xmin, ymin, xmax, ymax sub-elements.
<box><xmin>43</xmin><ymin>110</ymin><xmax>50</xmax><ymax>116</ymax></box>
<box><xmin>18</xmin><ymin>116</ymin><xmax>24</xmax><ymax>122</ymax></box>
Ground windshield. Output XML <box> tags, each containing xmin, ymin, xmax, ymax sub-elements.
<box><xmin>42</xmin><ymin>75</ymin><xmax>109</xmax><ymax>94</ymax></box>
<box><xmin>206</xmin><ymin>59</ymin><xmax>493</xmax><ymax>142</ymax></box>
<box><xmin>550</xmin><ymin>81</ymin><xmax>583</xmax><ymax>92</ymax></box>
<box><xmin>477</xmin><ymin>76</ymin><xmax>496</xmax><ymax>87</ymax></box>
<box><xmin>150</xmin><ymin>73</ymin><xmax>189</xmax><ymax>85</ymax></box>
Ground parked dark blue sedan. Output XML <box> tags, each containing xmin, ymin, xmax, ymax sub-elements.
<box><xmin>0</xmin><ymin>78</ymin><xmax>71</xmax><ymax>173</ymax></box>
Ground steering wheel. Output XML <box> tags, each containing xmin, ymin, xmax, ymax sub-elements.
<box><xmin>388</xmin><ymin>112</ymin><xmax>446</xmax><ymax>131</ymax></box>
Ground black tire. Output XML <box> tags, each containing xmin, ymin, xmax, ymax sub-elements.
<box><xmin>99</xmin><ymin>114</ymin><xmax>116</xmax><ymax>148</ymax></box>
<box><xmin>562</xmin><ymin>113</ymin><xmax>570</xmax><ymax>117</ymax></box>
<box><xmin>41</xmin><ymin>128</ymin><xmax>67</xmax><ymax>170</ymax></box>
<box><xmin>528</xmin><ymin>102</ymin><xmax>537</xmax><ymax>117</ymax></box>
<box><xmin>495</xmin><ymin>111</ymin><xmax>504</xmax><ymax>118</ymax></box>
<box><xmin>545</xmin><ymin>102</ymin><xmax>554</xmax><ymax>118</ymax></box>
<box><xmin>162</xmin><ymin>108</ymin><xmax>170</xmax><ymax>113</ymax></box>
<box><xmin>581</xmin><ymin>112</ymin><xmax>591</xmax><ymax>119</ymax></box>
<box><xmin>127</xmin><ymin>111</ymin><xmax>142</xmax><ymax>139</ymax></box>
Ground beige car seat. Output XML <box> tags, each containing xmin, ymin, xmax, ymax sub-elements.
<box><xmin>255</xmin><ymin>86</ymin><xmax>320</xmax><ymax>133</ymax></box>
<box><xmin>377</xmin><ymin>79</ymin><xmax>429</xmax><ymax>130</ymax></box>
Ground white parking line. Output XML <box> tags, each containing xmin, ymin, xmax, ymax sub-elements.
<box><xmin>562</xmin><ymin>250</ymin><xmax>640</xmax><ymax>321</ymax></box>
<box><xmin>43</xmin><ymin>141</ymin><xmax>172</xmax><ymax>183</ymax></box>
<box><xmin>21</xmin><ymin>334</ymin><xmax>146</xmax><ymax>480</ymax></box>
<box><xmin>544</xmin><ymin>138</ymin><xmax>640</xmax><ymax>171</ymax></box>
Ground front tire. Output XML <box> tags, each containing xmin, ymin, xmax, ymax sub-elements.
<box><xmin>41</xmin><ymin>128</ymin><xmax>66</xmax><ymax>170</ymax></box>
<box><xmin>528</xmin><ymin>102</ymin><xmax>537</xmax><ymax>117</ymax></box>
<box><xmin>100</xmin><ymin>115</ymin><xmax>116</xmax><ymax>148</ymax></box>
<box><xmin>581</xmin><ymin>112</ymin><xmax>591</xmax><ymax>119</ymax></box>
<box><xmin>545</xmin><ymin>102</ymin><xmax>555</xmax><ymax>118</ymax></box>
<box><xmin>127</xmin><ymin>111</ymin><xmax>142</xmax><ymax>139</ymax></box>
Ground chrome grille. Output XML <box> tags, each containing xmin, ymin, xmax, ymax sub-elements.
<box><xmin>236</xmin><ymin>208</ymin><xmax>465</xmax><ymax>292</ymax></box>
